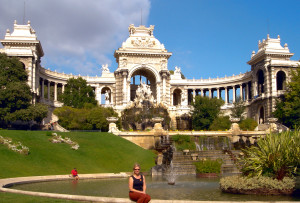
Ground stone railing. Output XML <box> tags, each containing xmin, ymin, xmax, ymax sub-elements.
<box><xmin>184</xmin><ymin>71</ymin><xmax>252</xmax><ymax>83</ymax></box>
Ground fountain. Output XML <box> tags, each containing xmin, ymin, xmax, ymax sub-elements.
<box><xmin>121</xmin><ymin>82</ymin><xmax>170</xmax><ymax>131</ymax></box>
<box><xmin>165</xmin><ymin>161</ymin><xmax>177</xmax><ymax>185</ymax></box>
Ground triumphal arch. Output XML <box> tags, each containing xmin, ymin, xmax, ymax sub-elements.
<box><xmin>1</xmin><ymin>21</ymin><xmax>299</xmax><ymax>129</ymax></box>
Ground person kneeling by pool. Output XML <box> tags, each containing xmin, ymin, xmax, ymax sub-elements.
<box><xmin>129</xmin><ymin>163</ymin><xmax>151</xmax><ymax>203</ymax></box>
<box><xmin>71</xmin><ymin>168</ymin><xmax>79</xmax><ymax>180</ymax></box>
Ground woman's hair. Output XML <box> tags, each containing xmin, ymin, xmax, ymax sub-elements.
<box><xmin>133</xmin><ymin>163</ymin><xmax>140</xmax><ymax>170</ymax></box>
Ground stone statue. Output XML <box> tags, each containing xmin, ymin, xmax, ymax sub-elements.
<box><xmin>105</xmin><ymin>90</ymin><xmax>110</xmax><ymax>104</ymax></box>
<box><xmin>181</xmin><ymin>91</ymin><xmax>186</xmax><ymax>103</ymax></box>
<box><xmin>175</xmin><ymin>66</ymin><xmax>181</xmax><ymax>74</ymax></box>
<box><xmin>134</xmin><ymin>82</ymin><xmax>154</xmax><ymax>106</ymax></box>
<box><xmin>101</xmin><ymin>64</ymin><xmax>109</xmax><ymax>73</ymax></box>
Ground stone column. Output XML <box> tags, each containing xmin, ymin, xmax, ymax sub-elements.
<box><xmin>217</xmin><ymin>88</ymin><xmax>220</xmax><ymax>99</ymax></box>
<box><xmin>47</xmin><ymin>81</ymin><xmax>50</xmax><ymax>100</ymax></box>
<box><xmin>240</xmin><ymin>84</ymin><xmax>243</xmax><ymax>101</ymax></box>
<box><xmin>110</xmin><ymin>90</ymin><xmax>114</xmax><ymax>105</ymax></box>
<box><xmin>41</xmin><ymin>78</ymin><xmax>44</xmax><ymax>99</ymax></box>
<box><xmin>122</xmin><ymin>71</ymin><xmax>127</xmax><ymax>105</ymax></box>
<box><xmin>193</xmin><ymin>89</ymin><xmax>196</xmax><ymax>102</ymax></box>
<box><xmin>157</xmin><ymin>83</ymin><xmax>161</xmax><ymax>103</ymax></box>
<box><xmin>208</xmin><ymin>88</ymin><xmax>212</xmax><ymax>98</ymax></box>
<box><xmin>200</xmin><ymin>89</ymin><xmax>203</xmax><ymax>96</ymax></box>
<box><xmin>245</xmin><ymin>83</ymin><xmax>249</xmax><ymax>100</ymax></box>
<box><xmin>127</xmin><ymin>82</ymin><xmax>130</xmax><ymax>102</ymax></box>
<box><xmin>233</xmin><ymin>86</ymin><xmax>236</xmax><ymax>103</ymax></box>
<box><xmin>54</xmin><ymin>82</ymin><xmax>57</xmax><ymax>101</ymax></box>
<box><xmin>254</xmin><ymin>80</ymin><xmax>258</xmax><ymax>97</ymax></box>
<box><xmin>162</xmin><ymin>73</ymin><xmax>167</xmax><ymax>102</ymax></box>
<box><xmin>33</xmin><ymin>61</ymin><xmax>36</xmax><ymax>93</ymax></box>
<box><xmin>225</xmin><ymin>87</ymin><xmax>228</xmax><ymax>104</ymax></box>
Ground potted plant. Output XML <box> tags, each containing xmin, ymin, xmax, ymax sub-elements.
<box><xmin>194</xmin><ymin>159</ymin><xmax>222</xmax><ymax>178</ymax></box>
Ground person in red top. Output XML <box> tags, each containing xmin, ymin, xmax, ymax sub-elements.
<box><xmin>71</xmin><ymin>168</ymin><xmax>79</xmax><ymax>180</ymax></box>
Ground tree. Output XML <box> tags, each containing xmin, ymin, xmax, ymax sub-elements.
<box><xmin>61</xmin><ymin>77</ymin><xmax>97</xmax><ymax>108</ymax></box>
<box><xmin>274</xmin><ymin>67</ymin><xmax>300</xmax><ymax>128</ymax></box>
<box><xmin>191</xmin><ymin>96</ymin><xmax>224</xmax><ymax>130</ymax></box>
<box><xmin>230</xmin><ymin>96</ymin><xmax>246</xmax><ymax>120</ymax></box>
<box><xmin>209</xmin><ymin>116</ymin><xmax>231</xmax><ymax>131</ymax></box>
<box><xmin>0</xmin><ymin>53</ymin><xmax>48</xmax><ymax>127</ymax></box>
<box><xmin>54</xmin><ymin>105</ymin><xmax>119</xmax><ymax>131</ymax></box>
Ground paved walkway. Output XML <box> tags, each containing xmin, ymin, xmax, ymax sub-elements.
<box><xmin>0</xmin><ymin>173</ymin><xmax>296</xmax><ymax>203</ymax></box>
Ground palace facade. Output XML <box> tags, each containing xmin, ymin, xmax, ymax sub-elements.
<box><xmin>1</xmin><ymin>21</ymin><xmax>299</xmax><ymax>129</ymax></box>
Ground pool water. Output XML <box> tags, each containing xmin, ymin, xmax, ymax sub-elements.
<box><xmin>11</xmin><ymin>176</ymin><xmax>300</xmax><ymax>201</ymax></box>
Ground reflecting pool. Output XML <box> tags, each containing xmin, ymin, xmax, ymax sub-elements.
<box><xmin>11</xmin><ymin>176</ymin><xmax>300</xmax><ymax>201</ymax></box>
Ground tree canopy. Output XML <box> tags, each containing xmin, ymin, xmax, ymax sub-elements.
<box><xmin>191</xmin><ymin>96</ymin><xmax>224</xmax><ymax>130</ymax></box>
<box><xmin>61</xmin><ymin>77</ymin><xmax>97</xmax><ymax>108</ymax></box>
<box><xmin>274</xmin><ymin>67</ymin><xmax>300</xmax><ymax>128</ymax></box>
<box><xmin>0</xmin><ymin>53</ymin><xmax>48</xmax><ymax>127</ymax></box>
<box><xmin>230</xmin><ymin>96</ymin><xmax>246</xmax><ymax>120</ymax></box>
<box><xmin>54</xmin><ymin>105</ymin><xmax>119</xmax><ymax>131</ymax></box>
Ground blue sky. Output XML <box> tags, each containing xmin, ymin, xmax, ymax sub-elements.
<box><xmin>0</xmin><ymin>0</ymin><xmax>299</xmax><ymax>79</ymax></box>
<box><xmin>147</xmin><ymin>0</ymin><xmax>300</xmax><ymax>79</ymax></box>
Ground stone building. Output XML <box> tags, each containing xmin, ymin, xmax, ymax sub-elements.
<box><xmin>1</xmin><ymin>21</ymin><xmax>299</xmax><ymax>129</ymax></box>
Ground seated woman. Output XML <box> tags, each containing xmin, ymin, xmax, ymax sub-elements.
<box><xmin>71</xmin><ymin>168</ymin><xmax>79</xmax><ymax>180</ymax></box>
<box><xmin>128</xmin><ymin>163</ymin><xmax>151</xmax><ymax>203</ymax></box>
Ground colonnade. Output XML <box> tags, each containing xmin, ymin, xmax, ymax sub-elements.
<box><xmin>39</xmin><ymin>78</ymin><xmax>66</xmax><ymax>101</ymax></box>
<box><xmin>172</xmin><ymin>81</ymin><xmax>253</xmax><ymax>106</ymax></box>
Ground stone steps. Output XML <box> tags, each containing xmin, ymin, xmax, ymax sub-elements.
<box><xmin>171</xmin><ymin>150</ymin><xmax>242</xmax><ymax>177</ymax></box>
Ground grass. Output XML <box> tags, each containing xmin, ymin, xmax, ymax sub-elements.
<box><xmin>0</xmin><ymin>130</ymin><xmax>156</xmax><ymax>202</ymax></box>
<box><xmin>0</xmin><ymin>130</ymin><xmax>156</xmax><ymax>178</ymax></box>
<box><xmin>0</xmin><ymin>192</ymin><xmax>81</xmax><ymax>203</ymax></box>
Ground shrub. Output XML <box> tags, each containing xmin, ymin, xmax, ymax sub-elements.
<box><xmin>209</xmin><ymin>116</ymin><xmax>231</xmax><ymax>131</ymax></box>
<box><xmin>239</xmin><ymin>118</ymin><xmax>258</xmax><ymax>130</ymax></box>
<box><xmin>171</xmin><ymin>134</ymin><xmax>196</xmax><ymax>151</ymax></box>
<box><xmin>194</xmin><ymin>159</ymin><xmax>222</xmax><ymax>173</ymax></box>
<box><xmin>220</xmin><ymin>175</ymin><xmax>295</xmax><ymax>191</ymax></box>
<box><xmin>54</xmin><ymin>106</ymin><xmax>119</xmax><ymax>131</ymax></box>
<box><xmin>239</xmin><ymin>129</ymin><xmax>300</xmax><ymax>180</ymax></box>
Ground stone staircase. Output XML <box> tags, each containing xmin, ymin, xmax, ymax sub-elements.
<box><xmin>171</xmin><ymin>151</ymin><xmax>196</xmax><ymax>175</ymax></box>
<box><xmin>42</xmin><ymin>107</ymin><xmax>69</xmax><ymax>132</ymax></box>
<box><xmin>171</xmin><ymin>150</ymin><xmax>242</xmax><ymax>176</ymax></box>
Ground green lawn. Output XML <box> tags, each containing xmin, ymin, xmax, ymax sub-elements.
<box><xmin>0</xmin><ymin>192</ymin><xmax>81</xmax><ymax>203</ymax></box>
<box><xmin>0</xmin><ymin>130</ymin><xmax>156</xmax><ymax>202</ymax></box>
<box><xmin>0</xmin><ymin>130</ymin><xmax>156</xmax><ymax>178</ymax></box>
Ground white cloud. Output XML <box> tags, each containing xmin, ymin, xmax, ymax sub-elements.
<box><xmin>0</xmin><ymin>0</ymin><xmax>150</xmax><ymax>75</ymax></box>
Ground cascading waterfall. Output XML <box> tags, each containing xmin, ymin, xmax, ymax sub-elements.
<box><xmin>197</xmin><ymin>136</ymin><xmax>232</xmax><ymax>151</ymax></box>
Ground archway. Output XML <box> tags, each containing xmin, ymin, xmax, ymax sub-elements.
<box><xmin>173</xmin><ymin>89</ymin><xmax>182</xmax><ymax>106</ymax></box>
<box><xmin>276</xmin><ymin>71</ymin><xmax>286</xmax><ymax>90</ymax></box>
<box><xmin>130</xmin><ymin>67</ymin><xmax>157</xmax><ymax>101</ymax></box>
<box><xmin>257</xmin><ymin>70</ymin><xmax>264</xmax><ymax>96</ymax></box>
<box><xmin>101</xmin><ymin>87</ymin><xmax>112</xmax><ymax>105</ymax></box>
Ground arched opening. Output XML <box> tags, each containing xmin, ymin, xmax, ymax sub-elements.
<box><xmin>257</xmin><ymin>69</ymin><xmax>264</xmax><ymax>96</ymax></box>
<box><xmin>101</xmin><ymin>87</ymin><xmax>112</xmax><ymax>105</ymax></box>
<box><xmin>259</xmin><ymin>106</ymin><xmax>264</xmax><ymax>124</ymax></box>
<box><xmin>173</xmin><ymin>89</ymin><xmax>182</xmax><ymax>106</ymax></box>
<box><xmin>276</xmin><ymin>71</ymin><xmax>286</xmax><ymax>90</ymax></box>
<box><xmin>130</xmin><ymin>68</ymin><xmax>157</xmax><ymax>101</ymax></box>
<box><xmin>21</xmin><ymin>62</ymin><xmax>26</xmax><ymax>70</ymax></box>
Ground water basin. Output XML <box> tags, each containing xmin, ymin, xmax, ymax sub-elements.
<box><xmin>10</xmin><ymin>175</ymin><xmax>300</xmax><ymax>201</ymax></box>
